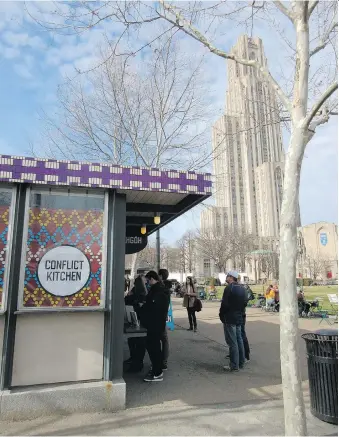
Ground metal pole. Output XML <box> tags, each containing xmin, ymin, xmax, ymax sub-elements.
<box><xmin>156</xmin><ymin>228</ymin><xmax>161</xmax><ymax>272</ymax></box>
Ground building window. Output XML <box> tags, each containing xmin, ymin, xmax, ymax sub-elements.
<box><xmin>203</xmin><ymin>258</ymin><xmax>211</xmax><ymax>276</ymax></box>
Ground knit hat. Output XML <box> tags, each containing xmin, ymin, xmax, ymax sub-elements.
<box><xmin>227</xmin><ymin>270</ymin><xmax>239</xmax><ymax>280</ymax></box>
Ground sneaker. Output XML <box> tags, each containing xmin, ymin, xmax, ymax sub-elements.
<box><xmin>162</xmin><ymin>364</ymin><xmax>168</xmax><ymax>371</ymax></box>
<box><xmin>144</xmin><ymin>372</ymin><xmax>164</xmax><ymax>382</ymax></box>
<box><xmin>187</xmin><ymin>328</ymin><xmax>193</xmax><ymax>331</ymax></box>
<box><xmin>194</xmin><ymin>328</ymin><xmax>197</xmax><ymax>332</ymax></box>
<box><xmin>223</xmin><ymin>365</ymin><xmax>239</xmax><ymax>372</ymax></box>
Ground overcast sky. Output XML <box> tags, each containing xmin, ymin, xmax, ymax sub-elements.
<box><xmin>0</xmin><ymin>2</ymin><xmax>337</xmax><ymax>245</ymax></box>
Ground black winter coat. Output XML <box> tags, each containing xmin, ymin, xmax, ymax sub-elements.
<box><xmin>162</xmin><ymin>279</ymin><xmax>172</xmax><ymax>297</ymax></box>
<box><xmin>219</xmin><ymin>283</ymin><xmax>247</xmax><ymax>325</ymax></box>
<box><xmin>139</xmin><ymin>282</ymin><xmax>170</xmax><ymax>334</ymax></box>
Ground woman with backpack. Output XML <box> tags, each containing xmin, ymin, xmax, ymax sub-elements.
<box><xmin>182</xmin><ymin>276</ymin><xmax>199</xmax><ymax>332</ymax></box>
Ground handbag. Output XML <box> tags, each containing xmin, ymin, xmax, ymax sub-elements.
<box><xmin>194</xmin><ymin>298</ymin><xmax>202</xmax><ymax>312</ymax></box>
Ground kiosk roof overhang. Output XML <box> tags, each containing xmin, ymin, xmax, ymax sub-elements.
<box><xmin>0</xmin><ymin>155</ymin><xmax>212</xmax><ymax>236</ymax></box>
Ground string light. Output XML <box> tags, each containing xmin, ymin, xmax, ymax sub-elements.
<box><xmin>141</xmin><ymin>225</ymin><xmax>147</xmax><ymax>235</ymax></box>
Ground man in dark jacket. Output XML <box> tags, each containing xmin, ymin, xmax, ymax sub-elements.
<box><xmin>141</xmin><ymin>271</ymin><xmax>170</xmax><ymax>382</ymax></box>
<box><xmin>219</xmin><ymin>271</ymin><xmax>246</xmax><ymax>372</ymax></box>
<box><xmin>159</xmin><ymin>268</ymin><xmax>171</xmax><ymax>370</ymax></box>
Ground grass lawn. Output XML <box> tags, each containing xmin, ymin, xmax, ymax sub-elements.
<box><xmin>214</xmin><ymin>285</ymin><xmax>338</xmax><ymax>312</ymax></box>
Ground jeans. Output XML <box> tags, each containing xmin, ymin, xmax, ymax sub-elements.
<box><xmin>223</xmin><ymin>324</ymin><xmax>245</xmax><ymax>370</ymax></box>
<box><xmin>266</xmin><ymin>298</ymin><xmax>275</xmax><ymax>308</ymax></box>
<box><xmin>187</xmin><ymin>307</ymin><xmax>197</xmax><ymax>329</ymax></box>
<box><xmin>242</xmin><ymin>314</ymin><xmax>250</xmax><ymax>360</ymax></box>
<box><xmin>161</xmin><ymin>328</ymin><xmax>169</xmax><ymax>365</ymax></box>
<box><xmin>146</xmin><ymin>332</ymin><xmax>162</xmax><ymax>376</ymax></box>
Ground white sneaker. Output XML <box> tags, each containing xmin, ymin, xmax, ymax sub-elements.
<box><xmin>144</xmin><ymin>372</ymin><xmax>164</xmax><ymax>382</ymax></box>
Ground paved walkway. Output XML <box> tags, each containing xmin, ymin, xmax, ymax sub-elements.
<box><xmin>0</xmin><ymin>299</ymin><xmax>337</xmax><ymax>436</ymax></box>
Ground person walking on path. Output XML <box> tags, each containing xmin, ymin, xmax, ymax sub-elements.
<box><xmin>219</xmin><ymin>271</ymin><xmax>247</xmax><ymax>372</ymax></box>
<box><xmin>158</xmin><ymin>268</ymin><xmax>171</xmax><ymax>371</ymax></box>
<box><xmin>182</xmin><ymin>276</ymin><xmax>198</xmax><ymax>332</ymax></box>
<box><xmin>140</xmin><ymin>271</ymin><xmax>169</xmax><ymax>382</ymax></box>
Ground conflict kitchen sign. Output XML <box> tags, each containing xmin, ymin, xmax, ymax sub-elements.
<box><xmin>37</xmin><ymin>246</ymin><xmax>91</xmax><ymax>297</ymax></box>
<box><xmin>125</xmin><ymin>227</ymin><xmax>147</xmax><ymax>255</ymax></box>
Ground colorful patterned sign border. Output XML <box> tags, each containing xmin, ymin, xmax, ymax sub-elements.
<box><xmin>0</xmin><ymin>155</ymin><xmax>212</xmax><ymax>195</ymax></box>
<box><xmin>23</xmin><ymin>207</ymin><xmax>103</xmax><ymax>308</ymax></box>
<box><xmin>0</xmin><ymin>205</ymin><xmax>10</xmax><ymax>310</ymax></box>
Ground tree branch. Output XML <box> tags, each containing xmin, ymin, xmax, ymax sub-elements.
<box><xmin>273</xmin><ymin>1</ymin><xmax>295</xmax><ymax>22</ymax></box>
<box><xmin>308</xmin><ymin>0</ymin><xmax>319</xmax><ymax>17</ymax></box>
<box><xmin>310</xmin><ymin>20</ymin><xmax>338</xmax><ymax>57</ymax></box>
<box><xmin>159</xmin><ymin>0</ymin><xmax>292</xmax><ymax>114</ymax></box>
<box><xmin>304</xmin><ymin>81</ymin><xmax>338</xmax><ymax>128</ymax></box>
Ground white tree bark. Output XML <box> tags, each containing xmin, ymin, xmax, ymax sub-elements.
<box><xmin>279</xmin><ymin>127</ymin><xmax>307</xmax><ymax>436</ymax></box>
<box><xmin>129</xmin><ymin>252</ymin><xmax>139</xmax><ymax>289</ymax></box>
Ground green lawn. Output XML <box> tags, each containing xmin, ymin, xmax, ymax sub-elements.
<box><xmin>214</xmin><ymin>285</ymin><xmax>338</xmax><ymax>312</ymax></box>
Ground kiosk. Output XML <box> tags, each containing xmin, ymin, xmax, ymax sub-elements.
<box><xmin>0</xmin><ymin>154</ymin><xmax>211</xmax><ymax>420</ymax></box>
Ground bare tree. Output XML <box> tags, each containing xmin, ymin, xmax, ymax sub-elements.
<box><xmin>233</xmin><ymin>231</ymin><xmax>257</xmax><ymax>272</ymax></box>
<box><xmin>195</xmin><ymin>228</ymin><xmax>238</xmax><ymax>273</ymax></box>
<box><xmin>38</xmin><ymin>35</ymin><xmax>209</xmax><ymax>169</ymax></box>
<box><xmin>28</xmin><ymin>2</ymin><xmax>338</xmax><ymax>434</ymax></box>
<box><xmin>161</xmin><ymin>246</ymin><xmax>182</xmax><ymax>273</ymax></box>
<box><xmin>176</xmin><ymin>231</ymin><xmax>196</xmax><ymax>274</ymax></box>
<box><xmin>306</xmin><ymin>252</ymin><xmax>333</xmax><ymax>281</ymax></box>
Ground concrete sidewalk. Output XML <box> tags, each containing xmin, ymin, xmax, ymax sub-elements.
<box><xmin>0</xmin><ymin>300</ymin><xmax>337</xmax><ymax>436</ymax></box>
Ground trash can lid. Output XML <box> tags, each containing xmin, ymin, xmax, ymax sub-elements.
<box><xmin>313</xmin><ymin>328</ymin><xmax>338</xmax><ymax>336</ymax></box>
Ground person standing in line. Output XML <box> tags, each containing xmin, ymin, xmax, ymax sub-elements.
<box><xmin>219</xmin><ymin>271</ymin><xmax>247</xmax><ymax>372</ymax></box>
<box><xmin>241</xmin><ymin>278</ymin><xmax>251</xmax><ymax>362</ymax></box>
<box><xmin>225</xmin><ymin>275</ymin><xmax>250</xmax><ymax>363</ymax></box>
<box><xmin>140</xmin><ymin>271</ymin><xmax>169</xmax><ymax>382</ymax></box>
<box><xmin>182</xmin><ymin>276</ymin><xmax>198</xmax><ymax>332</ymax></box>
<box><xmin>124</xmin><ymin>274</ymin><xmax>147</xmax><ymax>372</ymax></box>
<box><xmin>158</xmin><ymin>268</ymin><xmax>171</xmax><ymax>371</ymax></box>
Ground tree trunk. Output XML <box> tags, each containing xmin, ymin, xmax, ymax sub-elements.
<box><xmin>279</xmin><ymin>128</ymin><xmax>307</xmax><ymax>436</ymax></box>
<box><xmin>130</xmin><ymin>252</ymin><xmax>139</xmax><ymax>289</ymax></box>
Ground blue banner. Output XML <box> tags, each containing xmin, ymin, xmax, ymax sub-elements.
<box><xmin>166</xmin><ymin>299</ymin><xmax>175</xmax><ymax>331</ymax></box>
<box><xmin>320</xmin><ymin>233</ymin><xmax>328</xmax><ymax>246</ymax></box>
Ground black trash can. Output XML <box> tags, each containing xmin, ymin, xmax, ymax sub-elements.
<box><xmin>302</xmin><ymin>329</ymin><xmax>338</xmax><ymax>424</ymax></box>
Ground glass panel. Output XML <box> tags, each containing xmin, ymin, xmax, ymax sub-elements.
<box><xmin>0</xmin><ymin>189</ymin><xmax>13</xmax><ymax>311</ymax></box>
<box><xmin>22</xmin><ymin>190</ymin><xmax>105</xmax><ymax>309</ymax></box>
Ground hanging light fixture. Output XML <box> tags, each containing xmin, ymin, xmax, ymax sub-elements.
<box><xmin>140</xmin><ymin>225</ymin><xmax>147</xmax><ymax>235</ymax></box>
<box><xmin>154</xmin><ymin>213</ymin><xmax>161</xmax><ymax>225</ymax></box>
